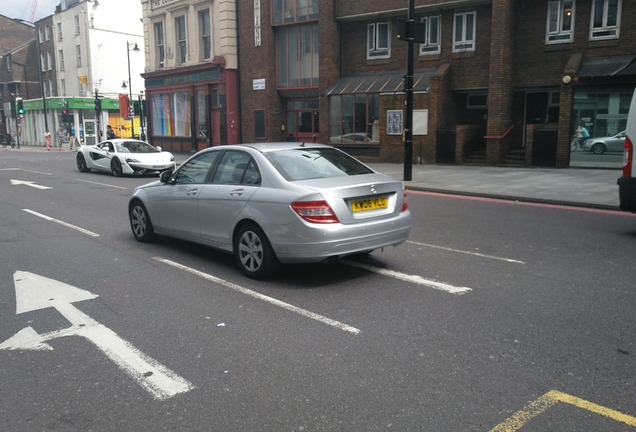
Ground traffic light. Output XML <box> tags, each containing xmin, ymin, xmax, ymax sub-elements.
<box><xmin>62</xmin><ymin>108</ymin><xmax>68</xmax><ymax>122</ymax></box>
<box><xmin>17</xmin><ymin>99</ymin><xmax>24</xmax><ymax>119</ymax></box>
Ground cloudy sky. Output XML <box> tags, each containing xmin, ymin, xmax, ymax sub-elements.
<box><xmin>1</xmin><ymin>0</ymin><xmax>60</xmax><ymax>23</ymax></box>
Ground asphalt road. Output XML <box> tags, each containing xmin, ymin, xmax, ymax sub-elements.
<box><xmin>1</xmin><ymin>150</ymin><xmax>636</xmax><ymax>431</ymax></box>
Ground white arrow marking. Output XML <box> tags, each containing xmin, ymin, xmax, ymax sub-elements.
<box><xmin>0</xmin><ymin>271</ymin><xmax>194</xmax><ymax>400</ymax></box>
<box><xmin>10</xmin><ymin>179</ymin><xmax>52</xmax><ymax>190</ymax></box>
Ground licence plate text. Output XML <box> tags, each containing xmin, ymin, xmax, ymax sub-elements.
<box><xmin>351</xmin><ymin>196</ymin><xmax>388</xmax><ymax>212</ymax></box>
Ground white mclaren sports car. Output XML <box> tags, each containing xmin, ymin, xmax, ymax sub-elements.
<box><xmin>76</xmin><ymin>139</ymin><xmax>176</xmax><ymax>177</ymax></box>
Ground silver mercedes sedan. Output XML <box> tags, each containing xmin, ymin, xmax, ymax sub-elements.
<box><xmin>128</xmin><ymin>143</ymin><xmax>411</xmax><ymax>278</ymax></box>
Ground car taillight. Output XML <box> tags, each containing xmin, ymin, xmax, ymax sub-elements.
<box><xmin>401</xmin><ymin>190</ymin><xmax>408</xmax><ymax>212</ymax></box>
<box><xmin>623</xmin><ymin>135</ymin><xmax>633</xmax><ymax>177</ymax></box>
<box><xmin>291</xmin><ymin>200</ymin><xmax>340</xmax><ymax>224</ymax></box>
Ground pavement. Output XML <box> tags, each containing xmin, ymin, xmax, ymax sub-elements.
<box><xmin>3</xmin><ymin>144</ymin><xmax>623</xmax><ymax>210</ymax></box>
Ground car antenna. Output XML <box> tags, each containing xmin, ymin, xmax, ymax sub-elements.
<box><xmin>300</xmin><ymin>142</ymin><xmax>305</xmax><ymax>147</ymax></box>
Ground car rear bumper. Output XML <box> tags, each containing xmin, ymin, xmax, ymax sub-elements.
<box><xmin>271</xmin><ymin>212</ymin><xmax>412</xmax><ymax>263</ymax></box>
<box><xmin>618</xmin><ymin>176</ymin><xmax>636</xmax><ymax>212</ymax></box>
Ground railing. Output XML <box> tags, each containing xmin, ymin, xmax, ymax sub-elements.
<box><xmin>484</xmin><ymin>125</ymin><xmax>514</xmax><ymax>139</ymax></box>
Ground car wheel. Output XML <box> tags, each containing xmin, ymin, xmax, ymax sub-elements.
<box><xmin>591</xmin><ymin>143</ymin><xmax>606</xmax><ymax>155</ymax></box>
<box><xmin>129</xmin><ymin>200</ymin><xmax>156</xmax><ymax>242</ymax></box>
<box><xmin>111</xmin><ymin>158</ymin><xmax>123</xmax><ymax>177</ymax></box>
<box><xmin>76</xmin><ymin>153</ymin><xmax>91</xmax><ymax>172</ymax></box>
<box><xmin>235</xmin><ymin>223</ymin><xmax>280</xmax><ymax>279</ymax></box>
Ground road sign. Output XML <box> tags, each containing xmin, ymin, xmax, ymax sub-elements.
<box><xmin>0</xmin><ymin>271</ymin><xmax>195</xmax><ymax>400</ymax></box>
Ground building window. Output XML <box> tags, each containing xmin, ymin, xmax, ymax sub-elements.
<box><xmin>277</xmin><ymin>23</ymin><xmax>319</xmax><ymax>88</ymax></box>
<box><xmin>420</xmin><ymin>15</ymin><xmax>441</xmax><ymax>55</ymax></box>
<box><xmin>77</xmin><ymin>45</ymin><xmax>82</xmax><ymax>67</ymax></box>
<box><xmin>57</xmin><ymin>22</ymin><xmax>62</xmax><ymax>41</ymax></box>
<box><xmin>175</xmin><ymin>16</ymin><xmax>187</xmax><ymax>65</ymax></box>
<box><xmin>329</xmin><ymin>94</ymin><xmax>380</xmax><ymax>144</ymax></box>
<box><xmin>45</xmin><ymin>25</ymin><xmax>50</xmax><ymax>41</ymax></box>
<box><xmin>367</xmin><ymin>22</ymin><xmax>391</xmax><ymax>59</ymax></box>
<box><xmin>254</xmin><ymin>110</ymin><xmax>266</xmax><ymax>139</ymax></box>
<box><xmin>546</xmin><ymin>1</ymin><xmax>574</xmax><ymax>43</ymax></box>
<box><xmin>38</xmin><ymin>27</ymin><xmax>44</xmax><ymax>43</ymax></box>
<box><xmin>75</xmin><ymin>15</ymin><xmax>80</xmax><ymax>35</ymax></box>
<box><xmin>40</xmin><ymin>53</ymin><xmax>46</xmax><ymax>72</ymax></box>
<box><xmin>272</xmin><ymin>0</ymin><xmax>318</xmax><ymax>25</ymax></box>
<box><xmin>453</xmin><ymin>11</ymin><xmax>476</xmax><ymax>52</ymax></box>
<box><xmin>590</xmin><ymin>0</ymin><xmax>621</xmax><ymax>40</ymax></box>
<box><xmin>49</xmin><ymin>79</ymin><xmax>54</xmax><ymax>97</ymax></box>
<box><xmin>154</xmin><ymin>22</ymin><xmax>165</xmax><ymax>68</ymax></box>
<box><xmin>467</xmin><ymin>94</ymin><xmax>488</xmax><ymax>109</ymax></box>
<box><xmin>199</xmin><ymin>10</ymin><xmax>211</xmax><ymax>61</ymax></box>
<box><xmin>196</xmin><ymin>89</ymin><xmax>208</xmax><ymax>137</ymax></box>
<box><xmin>47</xmin><ymin>51</ymin><xmax>52</xmax><ymax>71</ymax></box>
<box><xmin>59</xmin><ymin>50</ymin><xmax>64</xmax><ymax>71</ymax></box>
<box><xmin>61</xmin><ymin>79</ymin><xmax>66</xmax><ymax>96</ymax></box>
<box><xmin>151</xmin><ymin>92</ymin><xmax>192</xmax><ymax>137</ymax></box>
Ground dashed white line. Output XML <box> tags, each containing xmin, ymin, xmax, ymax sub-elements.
<box><xmin>342</xmin><ymin>260</ymin><xmax>472</xmax><ymax>295</ymax></box>
<box><xmin>76</xmin><ymin>179</ymin><xmax>128</xmax><ymax>189</ymax></box>
<box><xmin>154</xmin><ymin>257</ymin><xmax>361</xmax><ymax>335</ymax></box>
<box><xmin>23</xmin><ymin>209</ymin><xmax>100</xmax><ymax>237</ymax></box>
<box><xmin>407</xmin><ymin>240</ymin><xmax>526</xmax><ymax>264</ymax></box>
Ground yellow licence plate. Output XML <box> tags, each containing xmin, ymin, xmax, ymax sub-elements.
<box><xmin>351</xmin><ymin>196</ymin><xmax>388</xmax><ymax>212</ymax></box>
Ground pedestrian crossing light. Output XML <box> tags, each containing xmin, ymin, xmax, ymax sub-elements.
<box><xmin>17</xmin><ymin>99</ymin><xmax>24</xmax><ymax>118</ymax></box>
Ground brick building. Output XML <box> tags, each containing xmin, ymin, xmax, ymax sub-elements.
<box><xmin>0</xmin><ymin>15</ymin><xmax>41</xmax><ymax>140</ymax></box>
<box><xmin>238</xmin><ymin>0</ymin><xmax>636</xmax><ymax>168</ymax></box>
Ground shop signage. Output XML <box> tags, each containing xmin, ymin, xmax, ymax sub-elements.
<box><xmin>146</xmin><ymin>70</ymin><xmax>221</xmax><ymax>87</ymax></box>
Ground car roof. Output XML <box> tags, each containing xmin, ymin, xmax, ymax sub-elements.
<box><xmin>201</xmin><ymin>142</ymin><xmax>333</xmax><ymax>155</ymax></box>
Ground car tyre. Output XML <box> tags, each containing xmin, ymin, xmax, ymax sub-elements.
<box><xmin>591</xmin><ymin>143</ymin><xmax>606</xmax><ymax>155</ymax></box>
<box><xmin>235</xmin><ymin>223</ymin><xmax>280</xmax><ymax>279</ymax></box>
<box><xmin>111</xmin><ymin>158</ymin><xmax>123</xmax><ymax>177</ymax></box>
<box><xmin>76</xmin><ymin>153</ymin><xmax>91</xmax><ymax>172</ymax></box>
<box><xmin>129</xmin><ymin>200</ymin><xmax>156</xmax><ymax>242</ymax></box>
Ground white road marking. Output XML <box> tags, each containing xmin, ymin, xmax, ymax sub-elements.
<box><xmin>22</xmin><ymin>209</ymin><xmax>100</xmax><ymax>237</ymax></box>
<box><xmin>1</xmin><ymin>271</ymin><xmax>195</xmax><ymax>400</ymax></box>
<box><xmin>154</xmin><ymin>257</ymin><xmax>361</xmax><ymax>335</ymax></box>
<box><xmin>407</xmin><ymin>240</ymin><xmax>526</xmax><ymax>264</ymax></box>
<box><xmin>76</xmin><ymin>178</ymin><xmax>128</xmax><ymax>189</ymax></box>
<box><xmin>342</xmin><ymin>260</ymin><xmax>472</xmax><ymax>295</ymax></box>
<box><xmin>10</xmin><ymin>179</ymin><xmax>51</xmax><ymax>190</ymax></box>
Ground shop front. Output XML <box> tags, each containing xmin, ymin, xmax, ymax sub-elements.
<box><xmin>143</xmin><ymin>60</ymin><xmax>239</xmax><ymax>153</ymax></box>
<box><xmin>569</xmin><ymin>57</ymin><xmax>636</xmax><ymax>169</ymax></box>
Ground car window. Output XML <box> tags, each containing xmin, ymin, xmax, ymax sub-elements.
<box><xmin>266</xmin><ymin>148</ymin><xmax>373</xmax><ymax>181</ymax></box>
<box><xmin>116</xmin><ymin>141</ymin><xmax>159</xmax><ymax>154</ymax></box>
<box><xmin>175</xmin><ymin>152</ymin><xmax>219</xmax><ymax>184</ymax></box>
<box><xmin>212</xmin><ymin>151</ymin><xmax>257</xmax><ymax>184</ymax></box>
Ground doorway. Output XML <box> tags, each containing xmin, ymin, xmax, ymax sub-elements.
<box><xmin>286</xmin><ymin>100</ymin><xmax>319</xmax><ymax>142</ymax></box>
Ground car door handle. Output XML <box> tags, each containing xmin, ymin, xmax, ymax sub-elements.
<box><xmin>229</xmin><ymin>188</ymin><xmax>244</xmax><ymax>196</ymax></box>
<box><xmin>187</xmin><ymin>188</ymin><xmax>198</xmax><ymax>196</ymax></box>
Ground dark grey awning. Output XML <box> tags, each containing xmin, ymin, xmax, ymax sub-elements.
<box><xmin>327</xmin><ymin>69</ymin><xmax>437</xmax><ymax>96</ymax></box>
<box><xmin>574</xmin><ymin>56</ymin><xmax>636</xmax><ymax>85</ymax></box>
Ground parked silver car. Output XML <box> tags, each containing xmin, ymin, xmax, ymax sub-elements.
<box><xmin>128</xmin><ymin>143</ymin><xmax>411</xmax><ymax>278</ymax></box>
<box><xmin>582</xmin><ymin>131</ymin><xmax>626</xmax><ymax>154</ymax></box>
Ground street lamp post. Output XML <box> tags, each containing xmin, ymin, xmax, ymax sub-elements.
<box><xmin>125</xmin><ymin>41</ymin><xmax>140</xmax><ymax>138</ymax></box>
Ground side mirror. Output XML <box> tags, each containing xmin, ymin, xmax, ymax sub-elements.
<box><xmin>160</xmin><ymin>170</ymin><xmax>174</xmax><ymax>183</ymax></box>
<box><xmin>156</xmin><ymin>146</ymin><xmax>163</xmax><ymax>152</ymax></box>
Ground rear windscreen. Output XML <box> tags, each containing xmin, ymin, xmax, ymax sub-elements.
<box><xmin>266</xmin><ymin>148</ymin><xmax>373</xmax><ymax>181</ymax></box>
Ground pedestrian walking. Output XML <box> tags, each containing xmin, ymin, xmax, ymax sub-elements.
<box><xmin>69</xmin><ymin>132</ymin><xmax>76</xmax><ymax>151</ymax></box>
<box><xmin>44</xmin><ymin>129</ymin><xmax>51</xmax><ymax>151</ymax></box>
<box><xmin>57</xmin><ymin>127</ymin><xmax>64</xmax><ymax>150</ymax></box>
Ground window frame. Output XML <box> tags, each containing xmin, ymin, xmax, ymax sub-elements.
<box><xmin>75</xmin><ymin>15</ymin><xmax>80</xmax><ymax>35</ymax></box>
<box><xmin>254</xmin><ymin>109</ymin><xmax>267</xmax><ymax>139</ymax></box>
<box><xmin>452</xmin><ymin>11</ymin><xmax>476</xmax><ymax>53</ymax></box>
<box><xmin>367</xmin><ymin>22</ymin><xmax>391</xmax><ymax>59</ymax></box>
<box><xmin>45</xmin><ymin>25</ymin><xmax>50</xmax><ymax>41</ymax></box>
<box><xmin>47</xmin><ymin>51</ymin><xmax>52</xmax><ymax>71</ymax></box>
<box><xmin>175</xmin><ymin>16</ymin><xmax>187</xmax><ymax>65</ymax></box>
<box><xmin>276</xmin><ymin>23</ymin><xmax>319</xmax><ymax>89</ymax></box>
<box><xmin>199</xmin><ymin>10</ymin><xmax>211</xmax><ymax>61</ymax></box>
<box><xmin>38</xmin><ymin>27</ymin><xmax>44</xmax><ymax>43</ymax></box>
<box><xmin>59</xmin><ymin>49</ymin><xmax>64</xmax><ymax>71</ymax></box>
<box><xmin>328</xmin><ymin>93</ymin><xmax>380</xmax><ymax>144</ymax></box>
<box><xmin>419</xmin><ymin>15</ymin><xmax>441</xmax><ymax>55</ymax></box>
<box><xmin>76</xmin><ymin>45</ymin><xmax>82</xmax><ymax>67</ymax></box>
<box><xmin>57</xmin><ymin>22</ymin><xmax>62</xmax><ymax>41</ymax></box>
<box><xmin>154</xmin><ymin>21</ymin><xmax>165</xmax><ymax>68</ymax></box>
<box><xmin>546</xmin><ymin>0</ymin><xmax>575</xmax><ymax>44</ymax></box>
<box><xmin>589</xmin><ymin>0</ymin><xmax>621</xmax><ymax>40</ymax></box>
